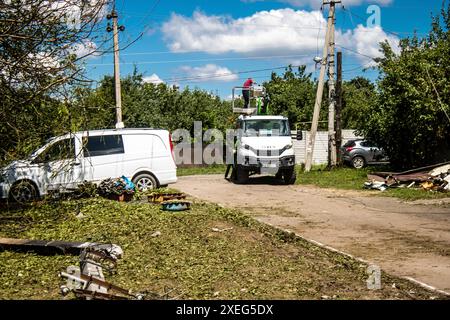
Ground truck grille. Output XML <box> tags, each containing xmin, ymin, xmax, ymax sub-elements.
<box><xmin>256</xmin><ymin>149</ymin><xmax>282</xmax><ymax>156</ymax></box>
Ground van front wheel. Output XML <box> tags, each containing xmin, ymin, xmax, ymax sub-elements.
<box><xmin>9</xmin><ymin>180</ymin><xmax>38</xmax><ymax>203</ymax></box>
<box><xmin>133</xmin><ymin>174</ymin><xmax>158</xmax><ymax>192</ymax></box>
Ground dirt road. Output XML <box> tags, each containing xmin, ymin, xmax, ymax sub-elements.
<box><xmin>174</xmin><ymin>174</ymin><xmax>450</xmax><ymax>293</ymax></box>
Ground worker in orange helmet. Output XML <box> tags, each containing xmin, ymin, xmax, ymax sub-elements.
<box><xmin>242</xmin><ymin>78</ymin><xmax>253</xmax><ymax>108</ymax></box>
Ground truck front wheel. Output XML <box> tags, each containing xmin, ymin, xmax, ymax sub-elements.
<box><xmin>283</xmin><ymin>168</ymin><xmax>296</xmax><ymax>185</ymax></box>
<box><xmin>235</xmin><ymin>165</ymin><xmax>249</xmax><ymax>184</ymax></box>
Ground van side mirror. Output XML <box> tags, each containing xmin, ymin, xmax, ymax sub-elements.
<box><xmin>296</xmin><ymin>129</ymin><xmax>303</xmax><ymax>140</ymax></box>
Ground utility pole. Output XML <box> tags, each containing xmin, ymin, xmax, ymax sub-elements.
<box><xmin>335</xmin><ymin>51</ymin><xmax>343</xmax><ymax>164</ymax></box>
<box><xmin>107</xmin><ymin>3</ymin><xmax>125</xmax><ymax>129</ymax></box>
<box><xmin>327</xmin><ymin>6</ymin><xmax>337</xmax><ymax>168</ymax></box>
<box><xmin>305</xmin><ymin>0</ymin><xmax>340</xmax><ymax>172</ymax></box>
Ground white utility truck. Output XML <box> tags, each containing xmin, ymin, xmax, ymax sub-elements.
<box><xmin>227</xmin><ymin>85</ymin><xmax>300</xmax><ymax>184</ymax></box>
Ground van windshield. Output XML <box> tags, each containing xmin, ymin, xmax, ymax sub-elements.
<box><xmin>243</xmin><ymin>119</ymin><xmax>290</xmax><ymax>137</ymax></box>
<box><xmin>28</xmin><ymin>137</ymin><xmax>56</xmax><ymax>159</ymax></box>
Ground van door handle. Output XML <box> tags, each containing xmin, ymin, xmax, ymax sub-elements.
<box><xmin>71</xmin><ymin>162</ymin><xmax>81</xmax><ymax>167</ymax></box>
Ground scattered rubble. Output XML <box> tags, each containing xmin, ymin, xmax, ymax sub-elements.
<box><xmin>98</xmin><ymin>176</ymin><xmax>135</xmax><ymax>201</ymax></box>
<box><xmin>0</xmin><ymin>237</ymin><xmax>122</xmax><ymax>257</ymax></box>
<box><xmin>148</xmin><ymin>189</ymin><xmax>191</xmax><ymax>211</ymax></box>
<box><xmin>364</xmin><ymin>162</ymin><xmax>450</xmax><ymax>192</ymax></box>
<box><xmin>59</xmin><ymin>244</ymin><xmax>146</xmax><ymax>300</ymax></box>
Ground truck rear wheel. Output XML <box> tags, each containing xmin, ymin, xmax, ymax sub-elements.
<box><xmin>235</xmin><ymin>165</ymin><xmax>249</xmax><ymax>184</ymax></box>
<box><xmin>283</xmin><ymin>168</ymin><xmax>296</xmax><ymax>185</ymax></box>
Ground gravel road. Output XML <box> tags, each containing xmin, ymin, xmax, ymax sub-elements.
<box><xmin>174</xmin><ymin>174</ymin><xmax>450</xmax><ymax>293</ymax></box>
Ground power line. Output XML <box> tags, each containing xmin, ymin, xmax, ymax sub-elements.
<box><xmin>89</xmin><ymin>53</ymin><xmax>312</xmax><ymax>66</ymax></box>
<box><xmin>341</xmin><ymin>6</ymin><xmax>427</xmax><ymax>37</ymax></box>
<box><xmin>162</xmin><ymin>65</ymin><xmax>302</xmax><ymax>83</ymax></box>
<box><xmin>425</xmin><ymin>66</ymin><xmax>450</xmax><ymax>124</ymax></box>
<box><xmin>335</xmin><ymin>44</ymin><xmax>376</xmax><ymax>60</ymax></box>
<box><xmin>342</xmin><ymin>61</ymin><xmax>375</xmax><ymax>73</ymax></box>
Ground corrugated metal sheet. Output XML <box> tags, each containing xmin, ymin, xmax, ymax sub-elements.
<box><xmin>292</xmin><ymin>130</ymin><xmax>363</xmax><ymax>164</ymax></box>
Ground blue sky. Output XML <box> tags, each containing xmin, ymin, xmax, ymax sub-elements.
<box><xmin>84</xmin><ymin>0</ymin><xmax>443</xmax><ymax>98</ymax></box>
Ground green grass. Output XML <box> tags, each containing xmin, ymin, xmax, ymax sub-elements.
<box><xmin>177</xmin><ymin>164</ymin><xmax>227</xmax><ymax>176</ymax></box>
<box><xmin>0</xmin><ymin>197</ymin><xmax>442</xmax><ymax>300</ymax></box>
<box><xmin>295</xmin><ymin>165</ymin><xmax>370</xmax><ymax>190</ymax></box>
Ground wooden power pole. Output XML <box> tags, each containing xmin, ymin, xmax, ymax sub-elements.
<box><xmin>107</xmin><ymin>4</ymin><xmax>125</xmax><ymax>129</ymax></box>
<box><xmin>335</xmin><ymin>51</ymin><xmax>343</xmax><ymax>164</ymax></box>
<box><xmin>305</xmin><ymin>0</ymin><xmax>340</xmax><ymax>172</ymax></box>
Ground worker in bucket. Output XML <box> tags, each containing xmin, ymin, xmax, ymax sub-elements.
<box><xmin>242</xmin><ymin>78</ymin><xmax>253</xmax><ymax>108</ymax></box>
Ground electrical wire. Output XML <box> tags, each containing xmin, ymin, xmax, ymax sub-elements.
<box><xmin>425</xmin><ymin>66</ymin><xmax>450</xmax><ymax>124</ymax></box>
<box><xmin>89</xmin><ymin>53</ymin><xmax>312</xmax><ymax>66</ymax></box>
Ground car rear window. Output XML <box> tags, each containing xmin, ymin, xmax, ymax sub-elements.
<box><xmin>83</xmin><ymin>135</ymin><xmax>124</xmax><ymax>157</ymax></box>
<box><xmin>343</xmin><ymin>140</ymin><xmax>356</xmax><ymax>148</ymax></box>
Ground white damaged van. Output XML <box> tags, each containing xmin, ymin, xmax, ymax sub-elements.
<box><xmin>0</xmin><ymin>128</ymin><xmax>177</xmax><ymax>202</ymax></box>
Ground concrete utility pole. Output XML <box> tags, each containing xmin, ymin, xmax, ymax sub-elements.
<box><xmin>305</xmin><ymin>0</ymin><xmax>340</xmax><ymax>172</ymax></box>
<box><xmin>107</xmin><ymin>4</ymin><xmax>125</xmax><ymax>129</ymax></box>
<box><xmin>335</xmin><ymin>51</ymin><xmax>343</xmax><ymax>164</ymax></box>
<box><xmin>327</xmin><ymin>7</ymin><xmax>337</xmax><ymax>168</ymax></box>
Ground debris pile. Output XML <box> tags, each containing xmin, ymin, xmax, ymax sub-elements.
<box><xmin>97</xmin><ymin>176</ymin><xmax>135</xmax><ymax>201</ymax></box>
<box><xmin>148</xmin><ymin>189</ymin><xmax>191</xmax><ymax>211</ymax></box>
<box><xmin>364</xmin><ymin>162</ymin><xmax>450</xmax><ymax>192</ymax></box>
<box><xmin>59</xmin><ymin>244</ymin><xmax>146</xmax><ymax>300</ymax></box>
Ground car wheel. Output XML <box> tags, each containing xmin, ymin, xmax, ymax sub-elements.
<box><xmin>351</xmin><ymin>156</ymin><xmax>366</xmax><ymax>169</ymax></box>
<box><xmin>132</xmin><ymin>174</ymin><xmax>158</xmax><ymax>192</ymax></box>
<box><xmin>9</xmin><ymin>180</ymin><xmax>38</xmax><ymax>203</ymax></box>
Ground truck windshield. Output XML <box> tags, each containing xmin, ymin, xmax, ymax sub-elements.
<box><xmin>243</xmin><ymin>119</ymin><xmax>290</xmax><ymax>137</ymax></box>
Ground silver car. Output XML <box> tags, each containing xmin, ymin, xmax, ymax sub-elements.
<box><xmin>340</xmin><ymin>139</ymin><xmax>389</xmax><ymax>169</ymax></box>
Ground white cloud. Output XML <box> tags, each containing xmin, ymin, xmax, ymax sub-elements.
<box><xmin>338</xmin><ymin>24</ymin><xmax>400</xmax><ymax>65</ymax></box>
<box><xmin>162</xmin><ymin>9</ymin><xmax>400</xmax><ymax>65</ymax></box>
<box><xmin>179</xmin><ymin>64</ymin><xmax>238</xmax><ymax>82</ymax></box>
<box><xmin>162</xmin><ymin>9</ymin><xmax>326</xmax><ymax>55</ymax></box>
<box><xmin>242</xmin><ymin>0</ymin><xmax>392</xmax><ymax>8</ymax></box>
<box><xmin>143</xmin><ymin>73</ymin><xmax>165</xmax><ymax>84</ymax></box>
<box><xmin>70</xmin><ymin>39</ymin><xmax>98</xmax><ymax>58</ymax></box>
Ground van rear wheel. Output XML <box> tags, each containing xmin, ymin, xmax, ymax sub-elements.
<box><xmin>133</xmin><ymin>174</ymin><xmax>158</xmax><ymax>192</ymax></box>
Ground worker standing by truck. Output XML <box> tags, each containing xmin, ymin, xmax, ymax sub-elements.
<box><xmin>242</xmin><ymin>78</ymin><xmax>253</xmax><ymax>108</ymax></box>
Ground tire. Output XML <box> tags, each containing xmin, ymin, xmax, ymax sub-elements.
<box><xmin>351</xmin><ymin>156</ymin><xmax>366</xmax><ymax>169</ymax></box>
<box><xmin>132</xmin><ymin>173</ymin><xmax>158</xmax><ymax>192</ymax></box>
<box><xmin>9</xmin><ymin>180</ymin><xmax>38</xmax><ymax>203</ymax></box>
<box><xmin>275</xmin><ymin>170</ymin><xmax>283</xmax><ymax>180</ymax></box>
<box><xmin>283</xmin><ymin>168</ymin><xmax>296</xmax><ymax>185</ymax></box>
<box><xmin>235</xmin><ymin>165</ymin><xmax>249</xmax><ymax>184</ymax></box>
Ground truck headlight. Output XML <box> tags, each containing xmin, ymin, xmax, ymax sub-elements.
<box><xmin>280</xmin><ymin>144</ymin><xmax>293</xmax><ymax>154</ymax></box>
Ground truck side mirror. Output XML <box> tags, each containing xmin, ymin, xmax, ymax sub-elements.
<box><xmin>296</xmin><ymin>130</ymin><xmax>303</xmax><ymax>140</ymax></box>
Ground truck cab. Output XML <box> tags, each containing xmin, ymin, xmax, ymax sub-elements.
<box><xmin>233</xmin><ymin>115</ymin><xmax>296</xmax><ymax>184</ymax></box>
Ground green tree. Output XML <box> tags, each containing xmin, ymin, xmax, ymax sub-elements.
<box><xmin>341</xmin><ymin>77</ymin><xmax>377</xmax><ymax>129</ymax></box>
<box><xmin>263</xmin><ymin>65</ymin><xmax>327</xmax><ymax>130</ymax></box>
<box><xmin>360</xmin><ymin>2</ymin><xmax>450</xmax><ymax>168</ymax></box>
